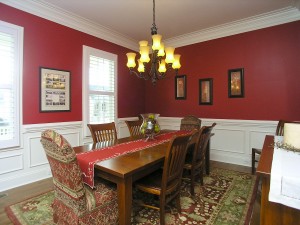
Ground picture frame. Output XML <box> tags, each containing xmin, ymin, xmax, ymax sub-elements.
<box><xmin>40</xmin><ymin>67</ymin><xmax>71</xmax><ymax>112</ymax></box>
<box><xmin>199</xmin><ymin>78</ymin><xmax>213</xmax><ymax>105</ymax></box>
<box><xmin>228</xmin><ymin>68</ymin><xmax>244</xmax><ymax>98</ymax></box>
<box><xmin>175</xmin><ymin>75</ymin><xmax>187</xmax><ymax>100</ymax></box>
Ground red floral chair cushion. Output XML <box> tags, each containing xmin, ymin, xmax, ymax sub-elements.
<box><xmin>41</xmin><ymin>129</ymin><xmax>118</xmax><ymax>224</ymax></box>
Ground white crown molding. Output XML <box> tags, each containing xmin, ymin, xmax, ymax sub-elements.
<box><xmin>294</xmin><ymin>0</ymin><xmax>300</xmax><ymax>10</ymax></box>
<box><xmin>2</xmin><ymin>0</ymin><xmax>138</xmax><ymax>50</ymax></box>
<box><xmin>2</xmin><ymin>1</ymin><xmax>300</xmax><ymax>50</ymax></box>
<box><xmin>165</xmin><ymin>6</ymin><xmax>300</xmax><ymax>48</ymax></box>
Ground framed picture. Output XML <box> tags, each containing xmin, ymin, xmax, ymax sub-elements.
<box><xmin>228</xmin><ymin>68</ymin><xmax>244</xmax><ymax>98</ymax></box>
<box><xmin>199</xmin><ymin>78</ymin><xmax>213</xmax><ymax>105</ymax></box>
<box><xmin>40</xmin><ymin>67</ymin><xmax>71</xmax><ymax>112</ymax></box>
<box><xmin>175</xmin><ymin>75</ymin><xmax>186</xmax><ymax>100</ymax></box>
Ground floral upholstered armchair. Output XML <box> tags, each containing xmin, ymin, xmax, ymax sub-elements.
<box><xmin>40</xmin><ymin>129</ymin><xmax>118</xmax><ymax>225</ymax></box>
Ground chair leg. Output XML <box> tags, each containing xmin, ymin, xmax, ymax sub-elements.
<box><xmin>252</xmin><ymin>149</ymin><xmax>255</xmax><ymax>175</ymax></box>
<box><xmin>190</xmin><ymin>169</ymin><xmax>195</xmax><ymax>195</ymax></box>
<box><xmin>159</xmin><ymin>196</ymin><xmax>166</xmax><ymax>225</ymax></box>
<box><xmin>200</xmin><ymin>167</ymin><xmax>204</xmax><ymax>186</ymax></box>
<box><xmin>175</xmin><ymin>193</ymin><xmax>181</xmax><ymax>213</ymax></box>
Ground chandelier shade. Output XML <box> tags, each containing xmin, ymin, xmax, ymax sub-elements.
<box><xmin>126</xmin><ymin>0</ymin><xmax>182</xmax><ymax>85</ymax></box>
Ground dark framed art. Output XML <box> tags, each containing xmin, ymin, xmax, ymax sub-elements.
<box><xmin>175</xmin><ymin>75</ymin><xmax>186</xmax><ymax>100</ymax></box>
<box><xmin>228</xmin><ymin>68</ymin><xmax>244</xmax><ymax>98</ymax></box>
<box><xmin>40</xmin><ymin>67</ymin><xmax>71</xmax><ymax>112</ymax></box>
<box><xmin>199</xmin><ymin>78</ymin><xmax>213</xmax><ymax>105</ymax></box>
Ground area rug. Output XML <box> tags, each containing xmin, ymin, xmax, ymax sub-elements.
<box><xmin>5</xmin><ymin>167</ymin><xmax>258</xmax><ymax>225</ymax></box>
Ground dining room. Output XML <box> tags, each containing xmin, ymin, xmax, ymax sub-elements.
<box><xmin>1</xmin><ymin>0</ymin><xmax>300</xmax><ymax>224</ymax></box>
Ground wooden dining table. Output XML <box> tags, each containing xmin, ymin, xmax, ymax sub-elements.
<box><xmin>73</xmin><ymin>131</ymin><xmax>212</xmax><ymax>225</ymax></box>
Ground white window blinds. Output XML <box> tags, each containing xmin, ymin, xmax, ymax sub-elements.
<box><xmin>83</xmin><ymin>46</ymin><xmax>117</xmax><ymax>137</ymax></box>
<box><xmin>0</xmin><ymin>21</ymin><xmax>23</xmax><ymax>149</ymax></box>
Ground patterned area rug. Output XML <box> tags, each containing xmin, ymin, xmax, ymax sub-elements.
<box><xmin>6</xmin><ymin>167</ymin><xmax>258</xmax><ymax>225</ymax></box>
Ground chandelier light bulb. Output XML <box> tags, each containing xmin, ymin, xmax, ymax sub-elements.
<box><xmin>126</xmin><ymin>52</ymin><xmax>136</xmax><ymax>68</ymax></box>
<box><xmin>140</xmin><ymin>46</ymin><xmax>150</xmax><ymax>63</ymax></box>
<box><xmin>137</xmin><ymin>59</ymin><xmax>145</xmax><ymax>72</ymax></box>
<box><xmin>172</xmin><ymin>54</ymin><xmax>181</xmax><ymax>69</ymax></box>
<box><xmin>158</xmin><ymin>59</ymin><xmax>167</xmax><ymax>73</ymax></box>
<box><xmin>157</xmin><ymin>43</ymin><xmax>165</xmax><ymax>57</ymax></box>
<box><xmin>152</xmin><ymin>34</ymin><xmax>162</xmax><ymax>51</ymax></box>
<box><xmin>165</xmin><ymin>47</ymin><xmax>175</xmax><ymax>64</ymax></box>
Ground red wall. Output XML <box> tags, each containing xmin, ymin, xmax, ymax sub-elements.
<box><xmin>145</xmin><ymin>21</ymin><xmax>300</xmax><ymax>121</ymax></box>
<box><xmin>0</xmin><ymin>3</ymin><xmax>145</xmax><ymax>124</ymax></box>
<box><xmin>1</xmin><ymin>3</ymin><xmax>300</xmax><ymax>123</ymax></box>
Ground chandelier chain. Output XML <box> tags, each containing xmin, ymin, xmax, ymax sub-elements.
<box><xmin>151</xmin><ymin>0</ymin><xmax>157</xmax><ymax>35</ymax></box>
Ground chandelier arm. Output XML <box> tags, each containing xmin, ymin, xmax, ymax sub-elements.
<box><xmin>129</xmin><ymin>68</ymin><xmax>146</xmax><ymax>79</ymax></box>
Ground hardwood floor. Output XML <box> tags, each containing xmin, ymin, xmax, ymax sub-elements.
<box><xmin>0</xmin><ymin>161</ymin><xmax>260</xmax><ymax>224</ymax></box>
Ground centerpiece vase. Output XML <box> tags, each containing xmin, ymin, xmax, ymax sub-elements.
<box><xmin>140</xmin><ymin>113</ymin><xmax>160</xmax><ymax>141</ymax></box>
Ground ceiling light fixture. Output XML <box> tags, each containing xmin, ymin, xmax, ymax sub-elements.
<box><xmin>126</xmin><ymin>0</ymin><xmax>181</xmax><ymax>85</ymax></box>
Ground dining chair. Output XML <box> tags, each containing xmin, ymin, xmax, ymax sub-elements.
<box><xmin>40</xmin><ymin>129</ymin><xmax>118</xmax><ymax>225</ymax></box>
<box><xmin>133</xmin><ymin>132</ymin><xmax>194</xmax><ymax>225</ymax></box>
<box><xmin>125</xmin><ymin>119</ymin><xmax>143</xmax><ymax>139</ymax></box>
<box><xmin>251</xmin><ymin>120</ymin><xmax>300</xmax><ymax>174</ymax></box>
<box><xmin>138</xmin><ymin>114</ymin><xmax>143</xmax><ymax>121</ymax></box>
<box><xmin>87</xmin><ymin>122</ymin><xmax>117</xmax><ymax>144</ymax></box>
<box><xmin>183</xmin><ymin>123</ymin><xmax>216</xmax><ymax>195</ymax></box>
<box><xmin>180</xmin><ymin>115</ymin><xmax>201</xmax><ymax>131</ymax></box>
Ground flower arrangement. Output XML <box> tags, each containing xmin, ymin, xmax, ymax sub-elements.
<box><xmin>140</xmin><ymin>113</ymin><xmax>160</xmax><ymax>141</ymax></box>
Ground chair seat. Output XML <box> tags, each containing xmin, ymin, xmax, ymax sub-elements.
<box><xmin>84</xmin><ymin>177</ymin><xmax>117</xmax><ymax>211</ymax></box>
<box><xmin>135</xmin><ymin>169</ymin><xmax>163</xmax><ymax>194</ymax></box>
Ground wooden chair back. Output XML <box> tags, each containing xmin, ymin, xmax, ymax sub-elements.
<box><xmin>87</xmin><ymin>122</ymin><xmax>117</xmax><ymax>144</ymax></box>
<box><xmin>193</xmin><ymin>123</ymin><xmax>216</xmax><ymax>166</ymax></box>
<box><xmin>184</xmin><ymin>123</ymin><xmax>216</xmax><ymax>194</ymax></box>
<box><xmin>162</xmin><ymin>132</ymin><xmax>194</xmax><ymax>197</ymax></box>
<box><xmin>276</xmin><ymin>120</ymin><xmax>300</xmax><ymax>136</ymax></box>
<box><xmin>125</xmin><ymin>119</ymin><xmax>143</xmax><ymax>139</ymax></box>
<box><xmin>180</xmin><ymin>115</ymin><xmax>201</xmax><ymax>131</ymax></box>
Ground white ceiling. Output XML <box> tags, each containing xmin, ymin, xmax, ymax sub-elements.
<box><xmin>3</xmin><ymin>0</ymin><xmax>300</xmax><ymax>50</ymax></box>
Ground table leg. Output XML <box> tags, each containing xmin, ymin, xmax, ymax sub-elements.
<box><xmin>117</xmin><ymin>176</ymin><xmax>132</xmax><ymax>225</ymax></box>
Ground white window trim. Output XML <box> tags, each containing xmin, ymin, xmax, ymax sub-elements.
<box><xmin>82</xmin><ymin>45</ymin><xmax>118</xmax><ymax>138</ymax></box>
<box><xmin>0</xmin><ymin>20</ymin><xmax>23</xmax><ymax>150</ymax></box>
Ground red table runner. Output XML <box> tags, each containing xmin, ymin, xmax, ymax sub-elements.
<box><xmin>76</xmin><ymin>130</ymin><xmax>189</xmax><ymax>188</ymax></box>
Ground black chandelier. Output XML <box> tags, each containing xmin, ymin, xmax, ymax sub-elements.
<box><xmin>126</xmin><ymin>0</ymin><xmax>181</xmax><ymax>85</ymax></box>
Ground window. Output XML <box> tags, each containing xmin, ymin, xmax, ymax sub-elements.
<box><xmin>0</xmin><ymin>21</ymin><xmax>23</xmax><ymax>149</ymax></box>
<box><xmin>83</xmin><ymin>46</ymin><xmax>117</xmax><ymax>137</ymax></box>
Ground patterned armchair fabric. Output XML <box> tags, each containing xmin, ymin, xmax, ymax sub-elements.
<box><xmin>41</xmin><ymin>129</ymin><xmax>118</xmax><ymax>225</ymax></box>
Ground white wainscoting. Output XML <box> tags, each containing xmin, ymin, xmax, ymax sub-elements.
<box><xmin>0</xmin><ymin>118</ymin><xmax>277</xmax><ymax>192</ymax></box>
<box><xmin>118</xmin><ymin>117</ymin><xmax>277</xmax><ymax>166</ymax></box>
<box><xmin>0</xmin><ymin>121</ymin><xmax>83</xmax><ymax>192</ymax></box>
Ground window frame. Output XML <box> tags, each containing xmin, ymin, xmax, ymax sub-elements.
<box><xmin>82</xmin><ymin>45</ymin><xmax>118</xmax><ymax>138</ymax></box>
<box><xmin>0</xmin><ymin>20</ymin><xmax>23</xmax><ymax>150</ymax></box>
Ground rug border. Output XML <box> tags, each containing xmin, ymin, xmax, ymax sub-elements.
<box><xmin>5</xmin><ymin>190</ymin><xmax>54</xmax><ymax>225</ymax></box>
<box><xmin>243</xmin><ymin>175</ymin><xmax>259</xmax><ymax>225</ymax></box>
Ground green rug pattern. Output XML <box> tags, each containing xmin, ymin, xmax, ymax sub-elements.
<box><xmin>6</xmin><ymin>167</ymin><xmax>257</xmax><ymax>225</ymax></box>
